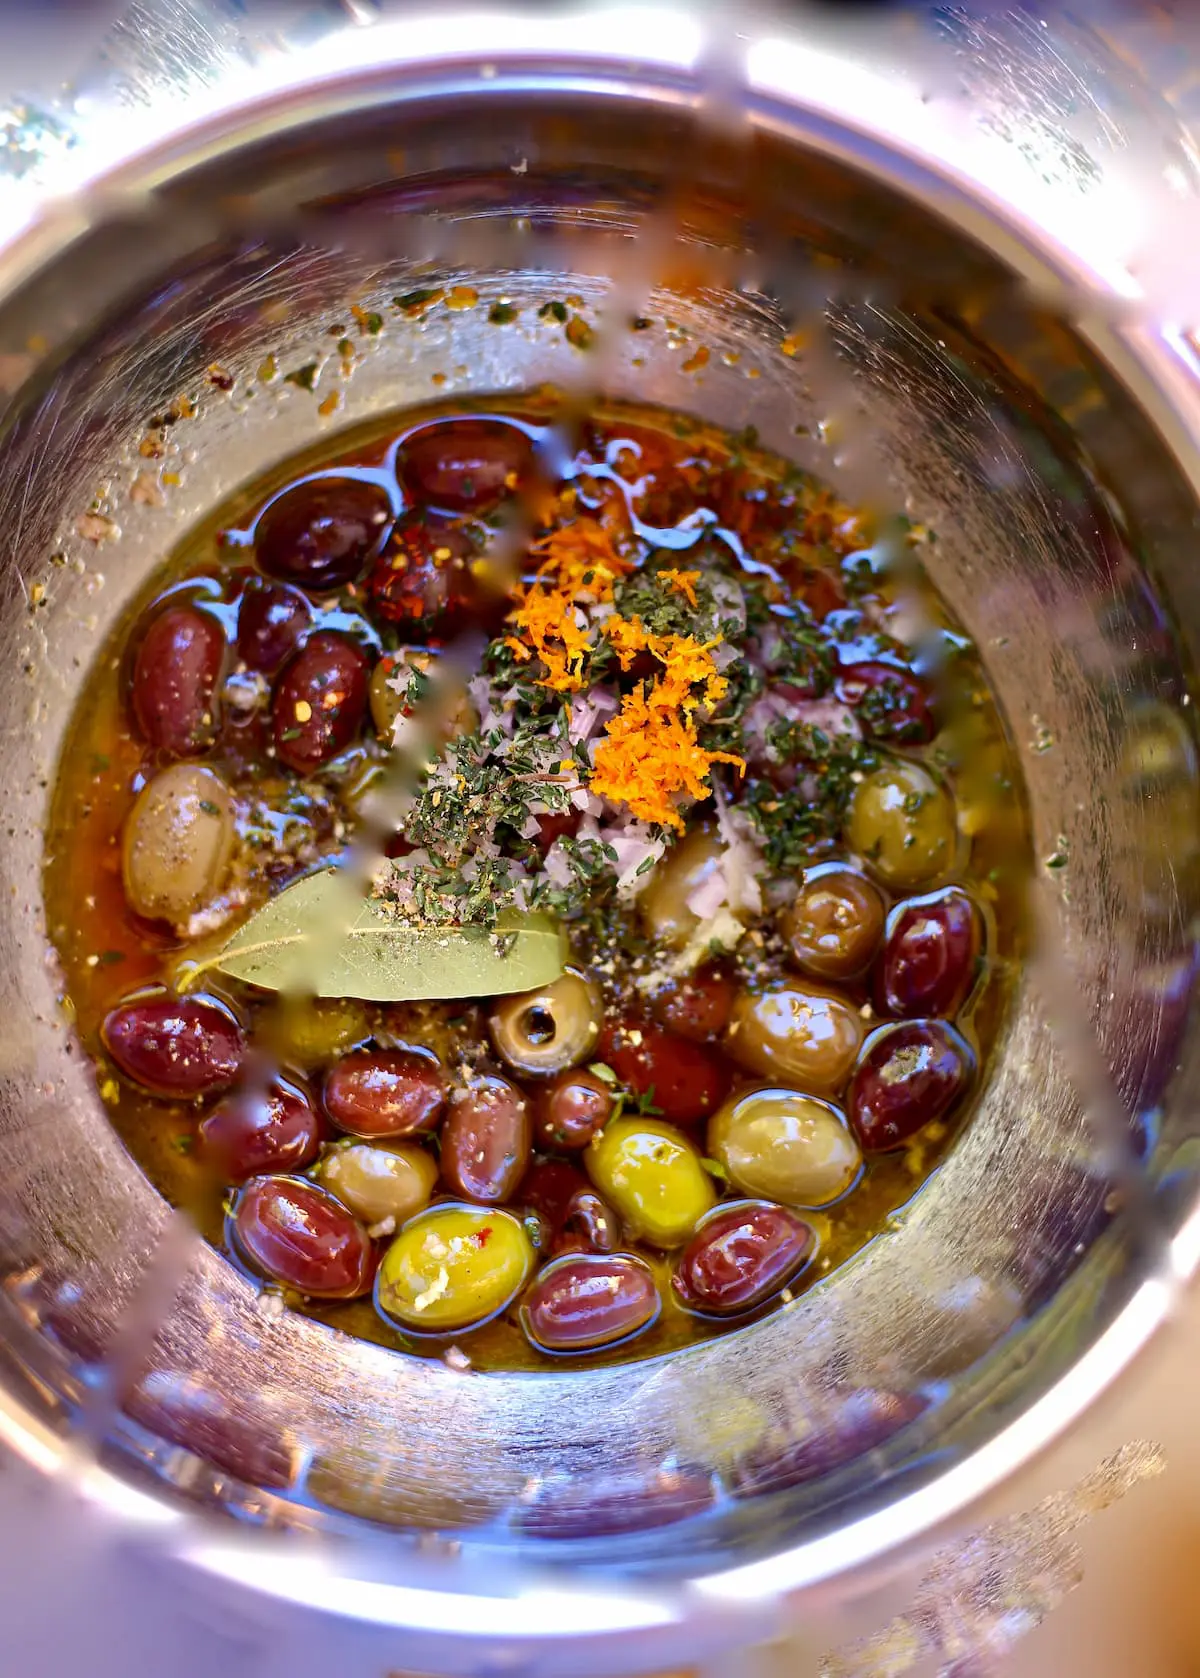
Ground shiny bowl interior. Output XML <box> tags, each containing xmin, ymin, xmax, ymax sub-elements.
<box><xmin>0</xmin><ymin>21</ymin><xmax>1197</xmax><ymax>1611</ymax></box>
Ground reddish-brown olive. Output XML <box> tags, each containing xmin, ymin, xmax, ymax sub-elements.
<box><xmin>836</xmin><ymin>660</ymin><xmax>934</xmax><ymax>745</ymax></box>
<box><xmin>131</xmin><ymin>604</ymin><xmax>225</xmax><ymax>756</ymax></box>
<box><xmin>197</xmin><ymin>1079</ymin><xmax>321</xmax><ymax>1181</ymax></box>
<box><xmin>323</xmin><ymin>1049</ymin><xmax>445</xmax><ymax>1138</ymax></box>
<box><xmin>521</xmin><ymin>1253</ymin><xmax>660</xmax><ymax>1353</ymax></box>
<box><xmin>236</xmin><ymin>577</ymin><xmax>311</xmax><ymax>672</ymax></box>
<box><xmin>877</xmin><ymin>887</ymin><xmax>981</xmax><ymax>1019</ymax></box>
<box><xmin>271</xmin><ymin>631</ymin><xmax>370</xmax><ymax>772</ymax></box>
<box><xmin>534</xmin><ymin>1068</ymin><xmax>615</xmax><ymax>1151</ymax></box>
<box><xmin>231</xmin><ymin>1175</ymin><xmax>375</xmax><ymax>1298</ymax></box>
<box><xmin>672</xmin><ymin>1201</ymin><xmax>814</xmax><ymax>1316</ymax></box>
<box><xmin>520</xmin><ymin>1159</ymin><xmax>589</xmax><ymax>1241</ymax></box>
<box><xmin>398</xmin><ymin>418</ymin><xmax>534</xmax><ymax>513</ymax></box>
<box><xmin>849</xmin><ymin>1019</ymin><xmax>974</xmax><ymax>1152</ymax></box>
<box><xmin>440</xmin><ymin>1073</ymin><xmax>531</xmax><ymax>1205</ymax></box>
<box><xmin>554</xmin><ymin>1187</ymin><xmax>619</xmax><ymax>1256</ymax></box>
<box><xmin>597</xmin><ymin>1021</ymin><xmax>729</xmax><ymax>1127</ymax></box>
<box><xmin>651</xmin><ymin>965</ymin><xmax>736</xmax><ymax>1043</ymax></box>
<box><xmin>125</xmin><ymin>1371</ymin><xmax>296</xmax><ymax>1489</ymax></box>
<box><xmin>783</xmin><ymin>864</ymin><xmax>885</xmax><ymax>982</ymax></box>
<box><xmin>254</xmin><ymin>475</ymin><xmax>392</xmax><ymax>591</ymax></box>
<box><xmin>364</xmin><ymin>510</ymin><xmax>479</xmax><ymax>629</ymax></box>
<box><xmin>103</xmin><ymin>992</ymin><xmax>244</xmax><ymax>1098</ymax></box>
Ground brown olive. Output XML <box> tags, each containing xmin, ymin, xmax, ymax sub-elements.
<box><xmin>845</xmin><ymin>759</ymin><xmax>958</xmax><ymax>889</ymax></box>
<box><xmin>848</xmin><ymin>1019</ymin><xmax>974</xmax><ymax>1152</ymax></box>
<box><xmin>103</xmin><ymin>991</ymin><xmax>244</xmax><ymax>1098</ymax></box>
<box><xmin>673</xmin><ymin>1200</ymin><xmax>815</xmax><ymax>1316</ymax></box>
<box><xmin>489</xmin><ymin>972</ymin><xmax>600</xmax><ymax>1077</ymax></box>
<box><xmin>272</xmin><ymin>631</ymin><xmax>370</xmax><ymax>773</ymax></box>
<box><xmin>783</xmin><ymin>864</ymin><xmax>885</xmax><ymax>981</ymax></box>
<box><xmin>254</xmin><ymin>475</ymin><xmax>392</xmax><ymax>592</ymax></box>
<box><xmin>323</xmin><ymin>1049</ymin><xmax>445</xmax><ymax>1138</ymax></box>
<box><xmin>131</xmin><ymin>604</ymin><xmax>225</xmax><ymax>757</ymax></box>
<box><xmin>534</xmin><ymin>1068</ymin><xmax>615</xmax><ymax>1151</ymax></box>
<box><xmin>707</xmin><ymin>1085</ymin><xmax>862</xmax><ymax>1207</ymax></box>
<box><xmin>198</xmin><ymin>1078</ymin><xmax>321</xmax><ymax>1181</ymax></box>
<box><xmin>521</xmin><ymin>1253</ymin><xmax>660</xmax><ymax>1353</ymax></box>
<box><xmin>555</xmin><ymin>1188</ymin><xmax>619</xmax><ymax>1256</ymax></box>
<box><xmin>236</xmin><ymin>577</ymin><xmax>311</xmax><ymax>672</ymax></box>
<box><xmin>122</xmin><ymin>763</ymin><xmax>235</xmax><ymax>925</ymax></box>
<box><xmin>319</xmin><ymin>1141</ymin><xmax>438</xmax><ymax>1228</ymax></box>
<box><xmin>650</xmin><ymin>965</ymin><xmax>736</xmax><ymax>1042</ymax></box>
<box><xmin>726</xmin><ymin>982</ymin><xmax>863</xmax><ymax>1096</ymax></box>
<box><xmin>440</xmin><ymin>1073</ymin><xmax>531</xmax><ymax>1204</ymax></box>
<box><xmin>231</xmin><ymin>1175</ymin><xmax>374</xmax><ymax>1298</ymax></box>
<box><xmin>398</xmin><ymin>418</ymin><xmax>534</xmax><ymax>513</ymax></box>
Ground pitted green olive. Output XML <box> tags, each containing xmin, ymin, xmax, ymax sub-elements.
<box><xmin>376</xmin><ymin>1204</ymin><xmax>534</xmax><ymax>1333</ymax></box>
<box><xmin>708</xmin><ymin>1085</ymin><xmax>862</xmax><ymax>1207</ymax></box>
<box><xmin>845</xmin><ymin>759</ymin><xmax>957</xmax><ymax>889</ymax></box>
<box><xmin>585</xmin><ymin>1118</ymin><xmax>716</xmax><ymax>1248</ymax></box>
<box><xmin>489</xmin><ymin>972</ymin><xmax>600</xmax><ymax>1077</ymax></box>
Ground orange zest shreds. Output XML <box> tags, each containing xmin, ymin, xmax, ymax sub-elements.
<box><xmin>590</xmin><ymin>691</ymin><xmax>745</xmax><ymax>831</ymax></box>
<box><xmin>603</xmin><ymin>615</ymin><xmax>728</xmax><ymax>714</ymax></box>
<box><xmin>658</xmin><ymin>568</ymin><xmax>701</xmax><ymax>607</ymax></box>
<box><xmin>506</xmin><ymin>516</ymin><xmax>635</xmax><ymax>692</ymax></box>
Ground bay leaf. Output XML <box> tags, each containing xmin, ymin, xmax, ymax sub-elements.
<box><xmin>207</xmin><ymin>869</ymin><xmax>565</xmax><ymax>1000</ymax></box>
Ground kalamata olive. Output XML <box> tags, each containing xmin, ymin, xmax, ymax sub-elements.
<box><xmin>783</xmin><ymin>864</ymin><xmax>885</xmax><ymax>982</ymax></box>
<box><xmin>877</xmin><ymin>886</ymin><xmax>981</xmax><ymax>1018</ymax></box>
<box><xmin>261</xmin><ymin>996</ymin><xmax>370</xmax><ymax>1068</ymax></box>
<box><xmin>846</xmin><ymin>759</ymin><xmax>958</xmax><ymax>889</ymax></box>
<box><xmin>489</xmin><ymin>972</ymin><xmax>601</xmax><ymax>1078</ymax></box>
<box><xmin>707</xmin><ymin>1086</ymin><xmax>861</xmax><ymax>1207</ymax></box>
<box><xmin>319</xmin><ymin>1140</ymin><xmax>438</xmax><ymax>1228</ymax></box>
<box><xmin>198</xmin><ymin>1078</ymin><xmax>321</xmax><ymax>1181</ymax></box>
<box><xmin>836</xmin><ymin>660</ymin><xmax>935</xmax><ymax>745</ymax></box>
<box><xmin>673</xmin><ymin>1201</ymin><xmax>815</xmax><ymax>1316</ymax></box>
<box><xmin>103</xmin><ymin>991</ymin><xmax>244</xmax><ymax>1098</ymax></box>
<box><xmin>638</xmin><ymin>827</ymin><xmax>732</xmax><ymax>951</ymax></box>
<box><xmin>651</xmin><ymin>964</ymin><xmax>736</xmax><ymax>1042</ymax></box>
<box><xmin>521</xmin><ymin>1253</ymin><xmax>660</xmax><ymax>1353</ymax></box>
<box><xmin>236</xmin><ymin>577</ymin><xmax>311</xmax><ymax>672</ymax></box>
<box><xmin>365</xmin><ymin>510</ymin><xmax>478</xmax><ymax>627</ymax></box>
<box><xmin>520</xmin><ymin>1159</ymin><xmax>589</xmax><ymax>1240</ymax></box>
<box><xmin>534</xmin><ymin>1068</ymin><xmax>615</xmax><ymax>1151</ymax></box>
<box><xmin>231</xmin><ymin>1175</ymin><xmax>375</xmax><ymax>1298</ymax></box>
<box><xmin>375</xmin><ymin>1204</ymin><xmax>534</xmax><ymax>1332</ymax></box>
<box><xmin>726</xmin><ymin>983</ymin><xmax>863</xmax><ymax>1096</ymax></box>
<box><xmin>125</xmin><ymin>1371</ymin><xmax>296</xmax><ymax>1489</ymax></box>
<box><xmin>585</xmin><ymin>1118</ymin><xmax>716</xmax><ymax>1248</ymax></box>
<box><xmin>122</xmin><ymin>762</ymin><xmax>235</xmax><ymax>924</ymax></box>
<box><xmin>398</xmin><ymin>418</ymin><xmax>534</xmax><ymax>513</ymax></box>
<box><xmin>323</xmin><ymin>1049</ymin><xmax>445</xmax><ymax>1138</ymax></box>
<box><xmin>272</xmin><ymin>631</ymin><xmax>370</xmax><ymax>772</ymax></box>
<box><xmin>555</xmin><ymin>1187</ymin><xmax>619</xmax><ymax>1255</ymax></box>
<box><xmin>254</xmin><ymin>475</ymin><xmax>392</xmax><ymax>591</ymax></box>
<box><xmin>597</xmin><ymin>1021</ymin><xmax>729</xmax><ymax>1126</ymax></box>
<box><xmin>515</xmin><ymin>1463</ymin><xmax>714</xmax><ymax>1538</ymax></box>
<box><xmin>848</xmin><ymin>1019</ymin><xmax>974</xmax><ymax>1151</ymax></box>
<box><xmin>131</xmin><ymin>604</ymin><xmax>225</xmax><ymax>756</ymax></box>
<box><xmin>440</xmin><ymin>1073</ymin><xmax>531</xmax><ymax>1204</ymax></box>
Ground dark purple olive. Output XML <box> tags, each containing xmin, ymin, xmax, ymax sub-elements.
<box><xmin>231</xmin><ymin>1175</ymin><xmax>375</xmax><ymax>1298</ymax></box>
<box><xmin>554</xmin><ymin>1188</ymin><xmax>619</xmax><ymax>1256</ymax></box>
<box><xmin>441</xmin><ymin>1073</ymin><xmax>531</xmax><ymax>1205</ymax></box>
<box><xmin>198</xmin><ymin>1078</ymin><xmax>321</xmax><ymax>1181</ymax></box>
<box><xmin>520</xmin><ymin>1159</ymin><xmax>589</xmax><ymax>1240</ymax></box>
<box><xmin>877</xmin><ymin>886</ymin><xmax>981</xmax><ymax>1019</ymax></box>
<box><xmin>534</xmin><ymin>1068</ymin><xmax>614</xmax><ymax>1151</ymax></box>
<box><xmin>103</xmin><ymin>991</ymin><xmax>244</xmax><ymax>1097</ymax></box>
<box><xmin>672</xmin><ymin>1201</ymin><xmax>815</xmax><ymax>1317</ymax></box>
<box><xmin>365</xmin><ymin>509</ymin><xmax>479</xmax><ymax>629</ymax></box>
<box><xmin>729</xmin><ymin>1387</ymin><xmax>927</xmax><ymax>1497</ymax></box>
<box><xmin>236</xmin><ymin>577</ymin><xmax>311</xmax><ymax>673</ymax></box>
<box><xmin>836</xmin><ymin>660</ymin><xmax>934</xmax><ymax>745</ymax></box>
<box><xmin>322</xmin><ymin>1049</ymin><xmax>445</xmax><ymax>1138</ymax></box>
<box><xmin>271</xmin><ymin>630</ymin><xmax>370</xmax><ymax>772</ymax></box>
<box><xmin>125</xmin><ymin>1371</ymin><xmax>296</xmax><ymax>1488</ymax></box>
<box><xmin>131</xmin><ymin>604</ymin><xmax>225</xmax><ymax>756</ymax></box>
<box><xmin>848</xmin><ymin>1019</ymin><xmax>974</xmax><ymax>1151</ymax></box>
<box><xmin>515</xmin><ymin>1464</ymin><xmax>713</xmax><ymax>1538</ymax></box>
<box><xmin>398</xmin><ymin>418</ymin><xmax>534</xmax><ymax>514</ymax></box>
<box><xmin>254</xmin><ymin>475</ymin><xmax>392</xmax><ymax>592</ymax></box>
<box><xmin>521</xmin><ymin>1253</ymin><xmax>659</xmax><ymax>1353</ymax></box>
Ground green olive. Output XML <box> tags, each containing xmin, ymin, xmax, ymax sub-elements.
<box><xmin>726</xmin><ymin>983</ymin><xmax>863</xmax><ymax>1096</ymax></box>
<box><xmin>370</xmin><ymin>650</ymin><xmax>476</xmax><ymax>746</ymax></box>
<box><xmin>845</xmin><ymin>759</ymin><xmax>958</xmax><ymax>889</ymax></box>
<box><xmin>122</xmin><ymin>763</ymin><xmax>235</xmax><ymax>924</ymax></box>
<box><xmin>376</xmin><ymin>1204</ymin><xmax>534</xmax><ymax>1333</ymax></box>
<box><xmin>320</xmin><ymin>1142</ymin><xmax>438</xmax><ymax>1229</ymax></box>
<box><xmin>708</xmin><ymin>1085</ymin><xmax>861</xmax><ymax>1207</ymax></box>
<box><xmin>585</xmin><ymin>1118</ymin><xmax>716</xmax><ymax>1248</ymax></box>
<box><xmin>489</xmin><ymin>971</ymin><xmax>600</xmax><ymax>1077</ymax></box>
<box><xmin>638</xmin><ymin>826</ymin><xmax>725</xmax><ymax>950</ymax></box>
<box><xmin>261</xmin><ymin>995</ymin><xmax>371</xmax><ymax>1068</ymax></box>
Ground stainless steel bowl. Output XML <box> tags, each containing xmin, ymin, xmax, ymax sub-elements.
<box><xmin>0</xmin><ymin>5</ymin><xmax>1197</xmax><ymax>1673</ymax></box>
